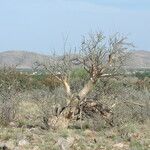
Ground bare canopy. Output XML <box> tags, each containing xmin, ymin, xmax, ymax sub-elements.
<box><xmin>35</xmin><ymin>32</ymin><xmax>133</xmax><ymax>128</ymax></box>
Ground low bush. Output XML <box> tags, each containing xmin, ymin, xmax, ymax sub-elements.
<box><xmin>0</xmin><ymin>67</ymin><xmax>20</xmax><ymax>125</ymax></box>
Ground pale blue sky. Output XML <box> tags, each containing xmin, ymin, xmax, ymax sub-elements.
<box><xmin>0</xmin><ymin>0</ymin><xmax>150</xmax><ymax>54</ymax></box>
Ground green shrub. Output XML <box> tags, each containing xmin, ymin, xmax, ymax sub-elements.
<box><xmin>134</xmin><ymin>71</ymin><xmax>150</xmax><ymax>80</ymax></box>
<box><xmin>71</xmin><ymin>68</ymin><xmax>88</xmax><ymax>79</ymax></box>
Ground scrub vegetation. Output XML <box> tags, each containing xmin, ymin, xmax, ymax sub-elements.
<box><xmin>0</xmin><ymin>32</ymin><xmax>149</xmax><ymax>150</ymax></box>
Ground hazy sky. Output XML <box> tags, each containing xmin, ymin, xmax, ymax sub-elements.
<box><xmin>0</xmin><ymin>0</ymin><xmax>150</xmax><ymax>54</ymax></box>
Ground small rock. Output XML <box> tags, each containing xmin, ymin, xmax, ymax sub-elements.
<box><xmin>57</xmin><ymin>137</ymin><xmax>75</xmax><ymax>150</ymax></box>
<box><xmin>0</xmin><ymin>143</ymin><xmax>5</xmax><ymax>147</ymax></box>
<box><xmin>14</xmin><ymin>147</ymin><xmax>20</xmax><ymax>150</ymax></box>
<box><xmin>18</xmin><ymin>139</ymin><xmax>29</xmax><ymax>146</ymax></box>
<box><xmin>9</xmin><ymin>122</ymin><xmax>16</xmax><ymax>127</ymax></box>
<box><xmin>5</xmin><ymin>140</ymin><xmax>15</xmax><ymax>149</ymax></box>
<box><xmin>113</xmin><ymin>143</ymin><xmax>124</xmax><ymax>148</ymax></box>
<box><xmin>0</xmin><ymin>143</ymin><xmax>8</xmax><ymax>150</ymax></box>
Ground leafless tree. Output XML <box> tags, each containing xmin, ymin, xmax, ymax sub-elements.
<box><xmin>35</xmin><ymin>32</ymin><xmax>133</xmax><ymax>129</ymax></box>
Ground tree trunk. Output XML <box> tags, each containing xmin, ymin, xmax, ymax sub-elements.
<box><xmin>78</xmin><ymin>79</ymin><xmax>95</xmax><ymax>101</ymax></box>
<box><xmin>51</xmin><ymin>78</ymin><xmax>97</xmax><ymax>129</ymax></box>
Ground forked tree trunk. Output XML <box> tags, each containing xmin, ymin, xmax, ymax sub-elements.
<box><xmin>78</xmin><ymin>79</ymin><xmax>95</xmax><ymax>101</ymax></box>
<box><xmin>65</xmin><ymin>78</ymin><xmax>96</xmax><ymax>117</ymax></box>
<box><xmin>50</xmin><ymin>78</ymin><xmax>96</xmax><ymax>128</ymax></box>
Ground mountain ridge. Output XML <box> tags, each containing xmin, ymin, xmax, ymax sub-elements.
<box><xmin>0</xmin><ymin>50</ymin><xmax>50</xmax><ymax>68</ymax></box>
<box><xmin>0</xmin><ymin>50</ymin><xmax>150</xmax><ymax>69</ymax></box>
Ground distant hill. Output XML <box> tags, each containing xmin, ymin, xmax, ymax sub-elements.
<box><xmin>0</xmin><ymin>50</ymin><xmax>150</xmax><ymax>69</ymax></box>
<box><xmin>0</xmin><ymin>50</ymin><xmax>50</xmax><ymax>69</ymax></box>
<box><xmin>128</xmin><ymin>50</ymin><xmax>150</xmax><ymax>69</ymax></box>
